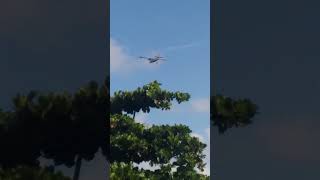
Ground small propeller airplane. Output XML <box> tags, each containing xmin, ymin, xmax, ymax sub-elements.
<box><xmin>138</xmin><ymin>54</ymin><xmax>167</xmax><ymax>64</ymax></box>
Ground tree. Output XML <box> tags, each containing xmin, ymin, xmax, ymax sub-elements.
<box><xmin>0</xmin><ymin>80</ymin><xmax>109</xmax><ymax>180</ymax></box>
<box><xmin>110</xmin><ymin>81</ymin><xmax>209</xmax><ymax>179</ymax></box>
<box><xmin>210</xmin><ymin>94</ymin><xmax>258</xmax><ymax>178</ymax></box>
<box><xmin>0</xmin><ymin>79</ymin><xmax>210</xmax><ymax>179</ymax></box>
<box><xmin>37</xmin><ymin>81</ymin><xmax>109</xmax><ymax>180</ymax></box>
<box><xmin>110</xmin><ymin>162</ymin><xmax>209</xmax><ymax>180</ymax></box>
<box><xmin>211</xmin><ymin>94</ymin><xmax>258</xmax><ymax>133</ymax></box>
<box><xmin>0</xmin><ymin>166</ymin><xmax>70</xmax><ymax>180</ymax></box>
<box><xmin>0</xmin><ymin>95</ymin><xmax>43</xmax><ymax>169</ymax></box>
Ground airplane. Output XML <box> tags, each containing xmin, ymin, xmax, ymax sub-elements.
<box><xmin>138</xmin><ymin>54</ymin><xmax>167</xmax><ymax>64</ymax></box>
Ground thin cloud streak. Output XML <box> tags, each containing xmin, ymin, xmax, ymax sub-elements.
<box><xmin>163</xmin><ymin>42</ymin><xmax>200</xmax><ymax>52</ymax></box>
<box><xmin>190</xmin><ymin>97</ymin><xmax>210</xmax><ymax>113</ymax></box>
<box><xmin>191</xmin><ymin>130</ymin><xmax>210</xmax><ymax>176</ymax></box>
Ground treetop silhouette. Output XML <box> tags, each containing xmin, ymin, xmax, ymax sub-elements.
<box><xmin>211</xmin><ymin>95</ymin><xmax>258</xmax><ymax>133</ymax></box>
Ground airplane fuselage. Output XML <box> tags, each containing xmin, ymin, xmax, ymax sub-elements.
<box><xmin>149</xmin><ymin>59</ymin><xmax>158</xmax><ymax>63</ymax></box>
<box><xmin>139</xmin><ymin>55</ymin><xmax>165</xmax><ymax>63</ymax></box>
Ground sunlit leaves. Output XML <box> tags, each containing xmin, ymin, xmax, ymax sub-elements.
<box><xmin>0</xmin><ymin>78</ymin><xmax>209</xmax><ymax>179</ymax></box>
<box><xmin>111</xmin><ymin>81</ymin><xmax>190</xmax><ymax>114</ymax></box>
<box><xmin>110</xmin><ymin>81</ymin><xmax>207</xmax><ymax>178</ymax></box>
<box><xmin>111</xmin><ymin>114</ymin><xmax>206</xmax><ymax>168</ymax></box>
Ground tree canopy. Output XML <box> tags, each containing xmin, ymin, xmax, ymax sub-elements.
<box><xmin>0</xmin><ymin>80</ymin><xmax>109</xmax><ymax>180</ymax></box>
<box><xmin>0</xmin><ymin>82</ymin><xmax>109</xmax><ymax>167</ymax></box>
<box><xmin>0</xmin><ymin>166</ymin><xmax>70</xmax><ymax>180</ymax></box>
<box><xmin>0</xmin><ymin>78</ymin><xmax>260</xmax><ymax>179</ymax></box>
<box><xmin>0</xmin><ymin>79</ymin><xmax>210</xmax><ymax>179</ymax></box>
<box><xmin>211</xmin><ymin>95</ymin><xmax>258</xmax><ymax>133</ymax></box>
<box><xmin>110</xmin><ymin>81</ymin><xmax>209</xmax><ymax>179</ymax></box>
<box><xmin>110</xmin><ymin>80</ymin><xmax>190</xmax><ymax>115</ymax></box>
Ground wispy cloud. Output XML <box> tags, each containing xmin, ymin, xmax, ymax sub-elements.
<box><xmin>110</xmin><ymin>38</ymin><xmax>131</xmax><ymax>73</ymax></box>
<box><xmin>191</xmin><ymin>132</ymin><xmax>206</xmax><ymax>143</ymax></box>
<box><xmin>203</xmin><ymin>128</ymin><xmax>210</xmax><ymax>175</ymax></box>
<box><xmin>205</xmin><ymin>128</ymin><xmax>210</xmax><ymax>141</ymax></box>
<box><xmin>135</xmin><ymin>112</ymin><xmax>149</xmax><ymax>124</ymax></box>
<box><xmin>110</xmin><ymin>38</ymin><xmax>162</xmax><ymax>75</ymax></box>
<box><xmin>190</xmin><ymin>97</ymin><xmax>210</xmax><ymax>113</ymax></box>
<box><xmin>191</xmin><ymin>128</ymin><xmax>210</xmax><ymax>176</ymax></box>
<box><xmin>204</xmin><ymin>128</ymin><xmax>210</xmax><ymax>176</ymax></box>
<box><xmin>163</xmin><ymin>42</ymin><xmax>200</xmax><ymax>52</ymax></box>
<box><xmin>134</xmin><ymin>161</ymin><xmax>160</xmax><ymax>171</ymax></box>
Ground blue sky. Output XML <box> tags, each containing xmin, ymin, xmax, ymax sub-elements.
<box><xmin>111</xmin><ymin>0</ymin><xmax>210</xmax><ymax>175</ymax></box>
